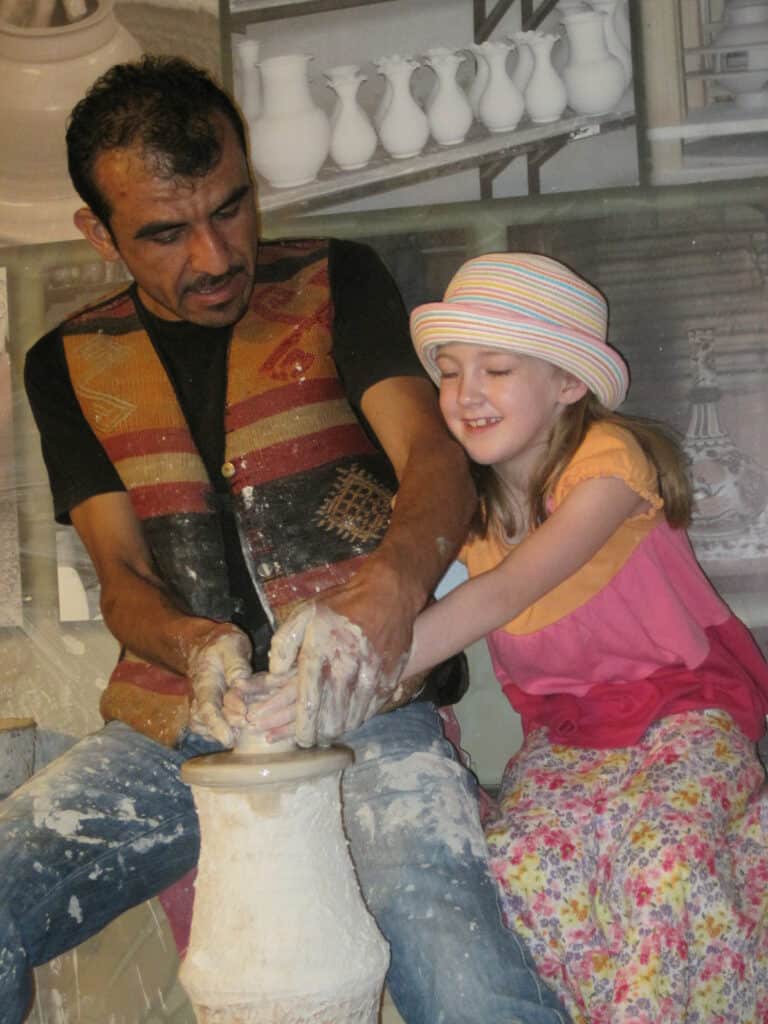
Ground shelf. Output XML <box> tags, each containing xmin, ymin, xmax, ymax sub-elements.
<box><xmin>647</xmin><ymin>102</ymin><xmax>768</xmax><ymax>143</ymax></box>
<box><xmin>255</xmin><ymin>108</ymin><xmax>636</xmax><ymax>214</ymax></box>
<box><xmin>228</xmin><ymin>0</ymin><xmax>394</xmax><ymax>20</ymax></box>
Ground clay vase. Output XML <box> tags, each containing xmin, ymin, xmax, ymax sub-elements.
<box><xmin>476</xmin><ymin>39</ymin><xmax>524</xmax><ymax>133</ymax></box>
<box><xmin>249</xmin><ymin>54</ymin><xmax>331</xmax><ymax>188</ymax></box>
<box><xmin>683</xmin><ymin>328</ymin><xmax>768</xmax><ymax>537</ymax></box>
<box><xmin>0</xmin><ymin>0</ymin><xmax>142</xmax><ymax>244</ymax></box>
<box><xmin>423</xmin><ymin>48</ymin><xmax>473</xmax><ymax>145</ymax></box>
<box><xmin>0</xmin><ymin>718</ymin><xmax>36</xmax><ymax>798</ymax></box>
<box><xmin>179</xmin><ymin>728</ymin><xmax>390</xmax><ymax>1023</ymax></box>
<box><xmin>510</xmin><ymin>31</ymin><xmax>536</xmax><ymax>95</ymax></box>
<box><xmin>552</xmin><ymin>0</ymin><xmax>589</xmax><ymax>72</ymax></box>
<box><xmin>422</xmin><ymin>45</ymin><xmax>454</xmax><ymax>112</ymax></box>
<box><xmin>589</xmin><ymin>0</ymin><xmax>632</xmax><ymax>89</ymax></box>
<box><xmin>232</xmin><ymin>34</ymin><xmax>261</xmax><ymax>123</ymax></box>
<box><xmin>325</xmin><ymin>64</ymin><xmax>377</xmax><ymax>170</ymax></box>
<box><xmin>560</xmin><ymin>8</ymin><xmax>626</xmax><ymax>114</ymax></box>
<box><xmin>466</xmin><ymin>43</ymin><xmax>490</xmax><ymax>117</ymax></box>
<box><xmin>712</xmin><ymin>0</ymin><xmax>768</xmax><ymax>110</ymax></box>
<box><xmin>376</xmin><ymin>54</ymin><xmax>429</xmax><ymax>159</ymax></box>
<box><xmin>524</xmin><ymin>32</ymin><xmax>568</xmax><ymax>123</ymax></box>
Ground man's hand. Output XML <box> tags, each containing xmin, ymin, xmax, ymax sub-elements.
<box><xmin>266</xmin><ymin>601</ymin><xmax>410</xmax><ymax>748</ymax></box>
<box><xmin>187</xmin><ymin>624</ymin><xmax>255</xmax><ymax>746</ymax></box>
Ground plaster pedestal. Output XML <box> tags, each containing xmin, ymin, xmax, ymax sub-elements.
<box><xmin>179</xmin><ymin>730</ymin><xmax>389</xmax><ymax>1023</ymax></box>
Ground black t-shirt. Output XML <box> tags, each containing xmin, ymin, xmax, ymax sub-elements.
<box><xmin>24</xmin><ymin>238</ymin><xmax>429</xmax><ymax>670</ymax></box>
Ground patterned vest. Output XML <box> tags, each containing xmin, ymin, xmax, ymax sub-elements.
<box><xmin>61</xmin><ymin>239</ymin><xmax>396</xmax><ymax>746</ymax></box>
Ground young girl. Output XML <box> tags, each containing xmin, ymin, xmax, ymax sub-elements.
<box><xmin>406</xmin><ymin>252</ymin><xmax>768</xmax><ymax>1024</ymax></box>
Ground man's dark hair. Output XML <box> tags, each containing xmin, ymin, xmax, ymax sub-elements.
<box><xmin>66</xmin><ymin>55</ymin><xmax>249</xmax><ymax>226</ymax></box>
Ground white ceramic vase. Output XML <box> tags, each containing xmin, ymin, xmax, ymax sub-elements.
<box><xmin>552</xmin><ymin>0</ymin><xmax>589</xmax><ymax>73</ymax></box>
<box><xmin>525</xmin><ymin>32</ymin><xmax>568</xmax><ymax>123</ymax></box>
<box><xmin>466</xmin><ymin>43</ymin><xmax>491</xmax><ymax>117</ymax></box>
<box><xmin>232</xmin><ymin>34</ymin><xmax>261</xmax><ymax>123</ymax></box>
<box><xmin>590</xmin><ymin>0</ymin><xmax>632</xmax><ymax>88</ymax></box>
<box><xmin>376</xmin><ymin>54</ymin><xmax>429</xmax><ymax>159</ymax></box>
<box><xmin>614</xmin><ymin>0</ymin><xmax>630</xmax><ymax>50</ymax></box>
<box><xmin>476</xmin><ymin>39</ymin><xmax>524</xmax><ymax>133</ymax></box>
<box><xmin>423</xmin><ymin>48</ymin><xmax>473</xmax><ymax>145</ymax></box>
<box><xmin>179</xmin><ymin>731</ymin><xmax>390</xmax><ymax>1023</ymax></box>
<box><xmin>510</xmin><ymin>31</ymin><xmax>536</xmax><ymax>95</ymax></box>
<box><xmin>325</xmin><ymin>64</ymin><xmax>377</xmax><ymax>170</ymax></box>
<box><xmin>561</xmin><ymin>8</ymin><xmax>626</xmax><ymax>114</ymax></box>
<box><xmin>0</xmin><ymin>0</ymin><xmax>142</xmax><ymax>244</ymax></box>
<box><xmin>249</xmin><ymin>54</ymin><xmax>330</xmax><ymax>188</ymax></box>
<box><xmin>713</xmin><ymin>0</ymin><xmax>768</xmax><ymax>110</ymax></box>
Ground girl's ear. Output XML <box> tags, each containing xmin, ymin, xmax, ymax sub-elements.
<box><xmin>559</xmin><ymin>373</ymin><xmax>588</xmax><ymax>406</ymax></box>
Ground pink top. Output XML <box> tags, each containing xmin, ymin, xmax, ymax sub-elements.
<box><xmin>462</xmin><ymin>422</ymin><xmax>768</xmax><ymax>747</ymax></box>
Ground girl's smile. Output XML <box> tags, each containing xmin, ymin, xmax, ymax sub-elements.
<box><xmin>435</xmin><ymin>343</ymin><xmax>585</xmax><ymax>486</ymax></box>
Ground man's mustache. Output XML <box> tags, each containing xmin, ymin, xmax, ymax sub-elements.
<box><xmin>186</xmin><ymin>266</ymin><xmax>245</xmax><ymax>294</ymax></box>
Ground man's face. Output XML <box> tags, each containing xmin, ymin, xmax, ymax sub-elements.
<box><xmin>77</xmin><ymin>116</ymin><xmax>258</xmax><ymax>327</ymax></box>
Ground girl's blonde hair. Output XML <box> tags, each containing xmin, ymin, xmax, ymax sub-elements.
<box><xmin>470</xmin><ymin>393</ymin><xmax>692</xmax><ymax>542</ymax></box>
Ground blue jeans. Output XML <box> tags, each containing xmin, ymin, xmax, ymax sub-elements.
<box><xmin>0</xmin><ymin>703</ymin><xmax>568</xmax><ymax>1024</ymax></box>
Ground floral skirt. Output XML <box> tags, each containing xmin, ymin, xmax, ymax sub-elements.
<box><xmin>485</xmin><ymin>710</ymin><xmax>768</xmax><ymax>1024</ymax></box>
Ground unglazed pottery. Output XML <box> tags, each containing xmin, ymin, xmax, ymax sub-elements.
<box><xmin>179</xmin><ymin>728</ymin><xmax>389</xmax><ymax>1023</ymax></box>
<box><xmin>325</xmin><ymin>64</ymin><xmax>377</xmax><ymax>170</ymax></box>
<box><xmin>423</xmin><ymin>47</ymin><xmax>472</xmax><ymax>146</ymax></box>
<box><xmin>0</xmin><ymin>0</ymin><xmax>141</xmax><ymax>243</ymax></box>
<box><xmin>560</xmin><ymin>8</ymin><xmax>626</xmax><ymax>114</ymax></box>
<box><xmin>233</xmin><ymin>34</ymin><xmax>261</xmax><ymax>123</ymax></box>
<box><xmin>524</xmin><ymin>32</ymin><xmax>568</xmax><ymax>123</ymax></box>
<box><xmin>476</xmin><ymin>39</ymin><xmax>524</xmax><ymax>133</ymax></box>
<box><xmin>712</xmin><ymin>0</ymin><xmax>768</xmax><ymax>109</ymax></box>
<box><xmin>375</xmin><ymin>54</ymin><xmax>429</xmax><ymax>158</ymax></box>
<box><xmin>249</xmin><ymin>54</ymin><xmax>330</xmax><ymax>187</ymax></box>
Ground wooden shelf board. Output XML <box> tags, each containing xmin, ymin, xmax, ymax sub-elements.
<box><xmin>647</xmin><ymin>102</ymin><xmax>768</xmax><ymax>142</ymax></box>
<box><xmin>228</xmin><ymin>0</ymin><xmax>394</xmax><ymax>21</ymax></box>
<box><xmin>255</xmin><ymin>109</ymin><xmax>636</xmax><ymax>213</ymax></box>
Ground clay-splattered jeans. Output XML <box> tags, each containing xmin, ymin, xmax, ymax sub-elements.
<box><xmin>0</xmin><ymin>703</ymin><xmax>568</xmax><ymax>1024</ymax></box>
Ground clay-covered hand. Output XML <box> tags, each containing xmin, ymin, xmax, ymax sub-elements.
<box><xmin>221</xmin><ymin>670</ymin><xmax>283</xmax><ymax>731</ymax></box>
<box><xmin>268</xmin><ymin>602</ymin><xmax>409</xmax><ymax>748</ymax></box>
<box><xmin>187</xmin><ymin>625</ymin><xmax>254</xmax><ymax>747</ymax></box>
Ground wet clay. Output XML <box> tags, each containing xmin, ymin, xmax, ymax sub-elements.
<box><xmin>179</xmin><ymin>729</ymin><xmax>389</xmax><ymax>1023</ymax></box>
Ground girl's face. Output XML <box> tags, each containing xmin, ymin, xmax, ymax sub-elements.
<box><xmin>435</xmin><ymin>343</ymin><xmax>585</xmax><ymax>485</ymax></box>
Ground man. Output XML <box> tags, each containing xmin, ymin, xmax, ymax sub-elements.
<box><xmin>8</xmin><ymin>55</ymin><xmax>568</xmax><ymax>1024</ymax></box>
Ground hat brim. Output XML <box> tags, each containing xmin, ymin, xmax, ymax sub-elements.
<box><xmin>411</xmin><ymin>301</ymin><xmax>629</xmax><ymax>410</ymax></box>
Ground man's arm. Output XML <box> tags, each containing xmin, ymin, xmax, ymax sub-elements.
<box><xmin>71</xmin><ymin>492</ymin><xmax>255</xmax><ymax>744</ymax></box>
<box><xmin>325</xmin><ymin>374</ymin><xmax>475</xmax><ymax>668</ymax></box>
<box><xmin>259</xmin><ymin>375</ymin><xmax>476</xmax><ymax>746</ymax></box>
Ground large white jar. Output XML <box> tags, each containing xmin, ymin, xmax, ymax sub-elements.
<box><xmin>561</xmin><ymin>8</ymin><xmax>626</xmax><ymax>115</ymax></box>
<box><xmin>179</xmin><ymin>730</ymin><xmax>390</xmax><ymax>1023</ymax></box>
<box><xmin>713</xmin><ymin>0</ymin><xmax>768</xmax><ymax>109</ymax></box>
<box><xmin>249</xmin><ymin>54</ymin><xmax>330</xmax><ymax>188</ymax></box>
<box><xmin>0</xmin><ymin>0</ymin><xmax>142</xmax><ymax>244</ymax></box>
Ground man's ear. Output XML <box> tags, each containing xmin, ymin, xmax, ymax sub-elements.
<box><xmin>73</xmin><ymin>207</ymin><xmax>120</xmax><ymax>261</ymax></box>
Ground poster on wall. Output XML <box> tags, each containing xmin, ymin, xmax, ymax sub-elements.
<box><xmin>506</xmin><ymin>198</ymin><xmax>768</xmax><ymax>655</ymax></box>
<box><xmin>221</xmin><ymin>0</ymin><xmax>639</xmax><ymax>224</ymax></box>
<box><xmin>0</xmin><ymin>267</ymin><xmax>23</xmax><ymax>628</ymax></box>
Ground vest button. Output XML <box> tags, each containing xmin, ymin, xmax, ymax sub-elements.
<box><xmin>256</xmin><ymin>562</ymin><xmax>274</xmax><ymax>580</ymax></box>
<box><xmin>221</xmin><ymin>461</ymin><xmax>236</xmax><ymax>479</ymax></box>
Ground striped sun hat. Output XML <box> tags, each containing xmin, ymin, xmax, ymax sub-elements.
<box><xmin>410</xmin><ymin>252</ymin><xmax>629</xmax><ymax>409</ymax></box>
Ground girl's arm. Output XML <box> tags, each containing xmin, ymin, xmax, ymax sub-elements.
<box><xmin>403</xmin><ymin>475</ymin><xmax>648</xmax><ymax>678</ymax></box>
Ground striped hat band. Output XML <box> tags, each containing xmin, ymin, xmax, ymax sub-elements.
<box><xmin>410</xmin><ymin>253</ymin><xmax>629</xmax><ymax>410</ymax></box>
